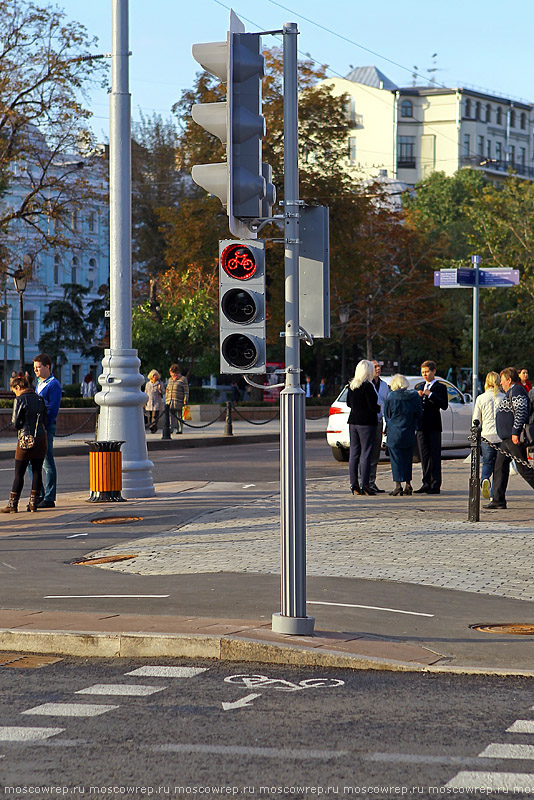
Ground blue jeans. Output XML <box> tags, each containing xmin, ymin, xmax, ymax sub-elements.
<box><xmin>42</xmin><ymin>422</ymin><xmax>57</xmax><ymax>501</ymax></box>
<box><xmin>480</xmin><ymin>440</ymin><xmax>497</xmax><ymax>483</ymax></box>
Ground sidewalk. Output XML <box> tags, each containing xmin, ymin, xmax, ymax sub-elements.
<box><xmin>1</xmin><ymin>455</ymin><xmax>534</xmax><ymax>675</ymax></box>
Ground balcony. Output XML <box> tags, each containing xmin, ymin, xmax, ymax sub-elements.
<box><xmin>397</xmin><ymin>158</ymin><xmax>416</xmax><ymax>169</ymax></box>
<box><xmin>461</xmin><ymin>155</ymin><xmax>534</xmax><ymax>179</ymax></box>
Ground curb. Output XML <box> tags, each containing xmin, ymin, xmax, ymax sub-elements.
<box><xmin>2</xmin><ymin>628</ymin><xmax>534</xmax><ymax>677</ymax></box>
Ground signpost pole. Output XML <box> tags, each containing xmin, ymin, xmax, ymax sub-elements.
<box><xmin>272</xmin><ymin>22</ymin><xmax>314</xmax><ymax>636</ymax></box>
<box><xmin>472</xmin><ymin>255</ymin><xmax>480</xmax><ymax>402</ymax></box>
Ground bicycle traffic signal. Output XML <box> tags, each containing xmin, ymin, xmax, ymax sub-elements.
<box><xmin>219</xmin><ymin>239</ymin><xmax>266</xmax><ymax>374</ymax></box>
<box><xmin>191</xmin><ymin>11</ymin><xmax>275</xmax><ymax>239</ymax></box>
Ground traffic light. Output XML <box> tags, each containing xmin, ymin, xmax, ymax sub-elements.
<box><xmin>191</xmin><ymin>11</ymin><xmax>275</xmax><ymax>239</ymax></box>
<box><xmin>219</xmin><ymin>239</ymin><xmax>266</xmax><ymax>374</ymax></box>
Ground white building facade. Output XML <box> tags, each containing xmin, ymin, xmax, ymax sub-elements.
<box><xmin>322</xmin><ymin>66</ymin><xmax>534</xmax><ymax>187</ymax></box>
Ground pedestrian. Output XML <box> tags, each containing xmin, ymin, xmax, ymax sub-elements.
<box><xmin>364</xmin><ymin>360</ymin><xmax>390</xmax><ymax>493</ymax></box>
<box><xmin>144</xmin><ymin>369</ymin><xmax>165</xmax><ymax>433</ymax></box>
<box><xmin>1</xmin><ymin>374</ymin><xmax>47</xmax><ymax>513</ymax></box>
<box><xmin>472</xmin><ymin>371</ymin><xmax>505</xmax><ymax>500</ymax></box>
<box><xmin>165</xmin><ymin>363</ymin><xmax>189</xmax><ymax>435</ymax></box>
<box><xmin>317</xmin><ymin>378</ymin><xmax>329</xmax><ymax>398</ymax></box>
<box><xmin>415</xmin><ymin>360</ymin><xmax>449</xmax><ymax>494</ymax></box>
<box><xmin>484</xmin><ymin>367</ymin><xmax>534</xmax><ymax>509</ymax></box>
<box><xmin>304</xmin><ymin>375</ymin><xmax>315</xmax><ymax>398</ymax></box>
<box><xmin>346</xmin><ymin>359</ymin><xmax>380</xmax><ymax>496</ymax></box>
<box><xmin>81</xmin><ymin>372</ymin><xmax>97</xmax><ymax>399</ymax></box>
<box><xmin>384</xmin><ymin>374</ymin><xmax>422</xmax><ymax>496</ymax></box>
<box><xmin>231</xmin><ymin>380</ymin><xmax>242</xmax><ymax>403</ymax></box>
<box><xmin>33</xmin><ymin>353</ymin><xmax>62</xmax><ymax>509</ymax></box>
<box><xmin>519</xmin><ymin>368</ymin><xmax>532</xmax><ymax>394</ymax></box>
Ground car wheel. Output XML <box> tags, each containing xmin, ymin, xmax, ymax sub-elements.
<box><xmin>332</xmin><ymin>445</ymin><xmax>349</xmax><ymax>462</ymax></box>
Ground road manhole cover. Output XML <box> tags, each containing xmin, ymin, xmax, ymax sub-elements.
<box><xmin>470</xmin><ymin>623</ymin><xmax>534</xmax><ymax>635</ymax></box>
<box><xmin>91</xmin><ymin>516</ymin><xmax>143</xmax><ymax>525</ymax></box>
<box><xmin>74</xmin><ymin>554</ymin><xmax>137</xmax><ymax>566</ymax></box>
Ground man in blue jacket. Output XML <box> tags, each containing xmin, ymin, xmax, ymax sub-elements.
<box><xmin>33</xmin><ymin>353</ymin><xmax>62</xmax><ymax>508</ymax></box>
<box><xmin>485</xmin><ymin>366</ymin><xmax>534</xmax><ymax>509</ymax></box>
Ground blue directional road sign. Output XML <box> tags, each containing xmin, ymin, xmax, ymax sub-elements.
<box><xmin>434</xmin><ymin>268</ymin><xmax>519</xmax><ymax>288</ymax></box>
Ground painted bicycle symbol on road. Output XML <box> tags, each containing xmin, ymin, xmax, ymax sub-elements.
<box><xmin>224</xmin><ymin>673</ymin><xmax>345</xmax><ymax>692</ymax></box>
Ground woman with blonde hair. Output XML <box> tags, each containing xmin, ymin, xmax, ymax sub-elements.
<box><xmin>384</xmin><ymin>374</ymin><xmax>423</xmax><ymax>496</ymax></box>
<box><xmin>346</xmin><ymin>359</ymin><xmax>380</xmax><ymax>495</ymax></box>
<box><xmin>472</xmin><ymin>370</ymin><xmax>505</xmax><ymax>499</ymax></box>
<box><xmin>144</xmin><ymin>369</ymin><xmax>165</xmax><ymax>434</ymax></box>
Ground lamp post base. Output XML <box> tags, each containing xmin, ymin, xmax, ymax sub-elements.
<box><xmin>96</xmin><ymin>348</ymin><xmax>155</xmax><ymax>498</ymax></box>
<box><xmin>272</xmin><ymin>612</ymin><xmax>315</xmax><ymax>636</ymax></box>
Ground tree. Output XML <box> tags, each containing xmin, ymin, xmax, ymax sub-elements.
<box><xmin>0</xmin><ymin>0</ymin><xmax>107</xmax><ymax>268</ymax></box>
<box><xmin>38</xmin><ymin>283</ymin><xmax>89</xmax><ymax>369</ymax></box>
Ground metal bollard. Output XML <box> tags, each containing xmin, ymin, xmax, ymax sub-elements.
<box><xmin>161</xmin><ymin>404</ymin><xmax>171</xmax><ymax>440</ymax></box>
<box><xmin>468</xmin><ymin>419</ymin><xmax>481</xmax><ymax>522</ymax></box>
<box><xmin>87</xmin><ymin>441</ymin><xmax>126</xmax><ymax>502</ymax></box>
<box><xmin>224</xmin><ymin>401</ymin><xmax>233</xmax><ymax>436</ymax></box>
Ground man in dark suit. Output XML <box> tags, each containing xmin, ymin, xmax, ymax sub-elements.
<box><xmin>415</xmin><ymin>360</ymin><xmax>448</xmax><ymax>494</ymax></box>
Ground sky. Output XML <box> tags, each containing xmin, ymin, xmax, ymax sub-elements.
<box><xmin>50</xmin><ymin>0</ymin><xmax>534</xmax><ymax>141</ymax></box>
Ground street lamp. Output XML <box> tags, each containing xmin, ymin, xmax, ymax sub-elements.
<box><xmin>339</xmin><ymin>305</ymin><xmax>350</xmax><ymax>387</ymax></box>
<box><xmin>12</xmin><ymin>268</ymin><xmax>27</xmax><ymax>374</ymax></box>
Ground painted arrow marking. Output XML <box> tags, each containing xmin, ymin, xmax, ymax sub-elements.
<box><xmin>222</xmin><ymin>693</ymin><xmax>261</xmax><ymax>711</ymax></box>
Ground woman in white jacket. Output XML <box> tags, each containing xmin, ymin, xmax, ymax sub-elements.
<box><xmin>472</xmin><ymin>371</ymin><xmax>504</xmax><ymax>499</ymax></box>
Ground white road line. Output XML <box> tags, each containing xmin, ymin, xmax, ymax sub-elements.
<box><xmin>446</xmin><ymin>772</ymin><xmax>534</xmax><ymax>791</ymax></box>
<box><xmin>76</xmin><ymin>684</ymin><xmax>165</xmax><ymax>696</ymax></box>
<box><xmin>148</xmin><ymin>743</ymin><xmax>347</xmax><ymax>759</ymax></box>
<box><xmin>480</xmin><ymin>743</ymin><xmax>534</xmax><ymax>760</ymax></box>
<box><xmin>0</xmin><ymin>727</ymin><xmax>64</xmax><ymax>741</ymax></box>
<box><xmin>242</xmin><ymin>484</ymin><xmax>256</xmax><ymax>488</ymax></box>
<box><xmin>1</xmin><ymin>562</ymin><xmax>16</xmax><ymax>570</ymax></box>
<box><xmin>44</xmin><ymin>595</ymin><xmax>170</xmax><ymax>599</ymax></box>
<box><xmin>366</xmin><ymin>752</ymin><xmax>491</xmax><ymax>766</ymax></box>
<box><xmin>126</xmin><ymin>666</ymin><xmax>208</xmax><ymax>678</ymax></box>
<box><xmin>307</xmin><ymin>600</ymin><xmax>434</xmax><ymax>618</ymax></box>
<box><xmin>21</xmin><ymin>703</ymin><xmax>118</xmax><ymax>717</ymax></box>
<box><xmin>507</xmin><ymin>720</ymin><xmax>534</xmax><ymax>733</ymax></box>
<box><xmin>66</xmin><ymin>534</ymin><xmax>88</xmax><ymax>538</ymax></box>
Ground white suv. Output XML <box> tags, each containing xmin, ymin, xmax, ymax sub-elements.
<box><xmin>326</xmin><ymin>376</ymin><xmax>473</xmax><ymax>462</ymax></box>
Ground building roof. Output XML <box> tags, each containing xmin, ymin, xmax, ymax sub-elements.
<box><xmin>344</xmin><ymin>66</ymin><xmax>398</xmax><ymax>91</ymax></box>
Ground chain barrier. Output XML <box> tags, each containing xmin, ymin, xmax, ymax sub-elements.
<box><xmin>232</xmin><ymin>405</ymin><xmax>280</xmax><ymax>425</ymax></box>
<box><xmin>181</xmin><ymin>410</ymin><xmax>226</xmax><ymax>429</ymax></box>
<box><xmin>55</xmin><ymin>413</ymin><xmax>98</xmax><ymax>438</ymax></box>
<box><xmin>480</xmin><ymin>435</ymin><xmax>534</xmax><ymax>471</ymax></box>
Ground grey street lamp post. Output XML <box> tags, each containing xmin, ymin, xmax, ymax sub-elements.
<box><xmin>339</xmin><ymin>306</ymin><xmax>350</xmax><ymax>388</ymax></box>
<box><xmin>12</xmin><ymin>269</ymin><xmax>27</xmax><ymax>374</ymax></box>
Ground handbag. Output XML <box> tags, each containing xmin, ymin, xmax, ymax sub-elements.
<box><xmin>182</xmin><ymin>404</ymin><xmax>192</xmax><ymax>421</ymax></box>
<box><xmin>17</xmin><ymin>412</ymin><xmax>40</xmax><ymax>450</ymax></box>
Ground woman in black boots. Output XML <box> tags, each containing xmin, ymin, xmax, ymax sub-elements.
<box><xmin>1</xmin><ymin>374</ymin><xmax>47</xmax><ymax>513</ymax></box>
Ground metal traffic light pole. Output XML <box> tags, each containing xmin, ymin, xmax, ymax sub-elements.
<box><xmin>271</xmin><ymin>22</ymin><xmax>314</xmax><ymax>636</ymax></box>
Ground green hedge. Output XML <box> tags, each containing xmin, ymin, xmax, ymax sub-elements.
<box><xmin>0</xmin><ymin>398</ymin><xmax>97</xmax><ymax>409</ymax></box>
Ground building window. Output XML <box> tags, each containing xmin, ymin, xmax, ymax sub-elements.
<box><xmin>486</xmin><ymin>140</ymin><xmax>492</xmax><ymax>159</ymax></box>
<box><xmin>475</xmin><ymin>102</ymin><xmax>481</xmax><ymax>121</ymax></box>
<box><xmin>520</xmin><ymin>112</ymin><xmax>527</xmax><ymax>130</ymax></box>
<box><xmin>400</xmin><ymin>99</ymin><xmax>413</xmax><ymax>118</ymax></box>
<box><xmin>496</xmin><ymin>107</ymin><xmax>503</xmax><ymax>125</ymax></box>
<box><xmin>71</xmin><ymin>209</ymin><xmax>79</xmax><ymax>231</ymax></box>
<box><xmin>23</xmin><ymin>311</ymin><xmax>36</xmax><ymax>342</ymax></box>
<box><xmin>496</xmin><ymin>141</ymin><xmax>502</xmax><ymax>161</ymax></box>
<box><xmin>71</xmin><ymin>256</ymin><xmax>79</xmax><ymax>284</ymax></box>
<box><xmin>520</xmin><ymin>147</ymin><xmax>526</xmax><ymax>167</ymax></box>
<box><xmin>72</xmin><ymin>364</ymin><xmax>81</xmax><ymax>385</ymax></box>
<box><xmin>465</xmin><ymin>99</ymin><xmax>471</xmax><ymax>117</ymax></box>
<box><xmin>88</xmin><ymin>211</ymin><xmax>97</xmax><ymax>233</ymax></box>
<box><xmin>510</xmin><ymin>110</ymin><xmax>516</xmax><ymax>128</ymax></box>
<box><xmin>53</xmin><ymin>255</ymin><xmax>60</xmax><ymax>285</ymax></box>
<box><xmin>348</xmin><ymin>136</ymin><xmax>357</xmax><ymax>164</ymax></box>
<box><xmin>398</xmin><ymin>136</ymin><xmax>416</xmax><ymax>168</ymax></box>
<box><xmin>509</xmin><ymin>145</ymin><xmax>515</xmax><ymax>163</ymax></box>
<box><xmin>463</xmin><ymin>134</ymin><xmax>471</xmax><ymax>156</ymax></box>
<box><xmin>486</xmin><ymin>104</ymin><xmax>491</xmax><ymax>122</ymax></box>
<box><xmin>477</xmin><ymin>136</ymin><xmax>484</xmax><ymax>157</ymax></box>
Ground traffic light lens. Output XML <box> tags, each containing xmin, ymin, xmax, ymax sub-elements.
<box><xmin>222</xmin><ymin>334</ymin><xmax>258</xmax><ymax>369</ymax></box>
<box><xmin>221</xmin><ymin>289</ymin><xmax>257</xmax><ymax>324</ymax></box>
<box><xmin>221</xmin><ymin>243</ymin><xmax>257</xmax><ymax>280</ymax></box>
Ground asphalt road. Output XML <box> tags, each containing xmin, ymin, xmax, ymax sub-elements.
<box><xmin>0</xmin><ymin>656</ymin><xmax>532</xmax><ymax>796</ymax></box>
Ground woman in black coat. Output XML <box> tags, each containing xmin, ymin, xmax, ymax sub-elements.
<box><xmin>384</xmin><ymin>374</ymin><xmax>423</xmax><ymax>496</ymax></box>
<box><xmin>1</xmin><ymin>374</ymin><xmax>48</xmax><ymax>513</ymax></box>
<box><xmin>346</xmin><ymin>359</ymin><xmax>380</xmax><ymax>496</ymax></box>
